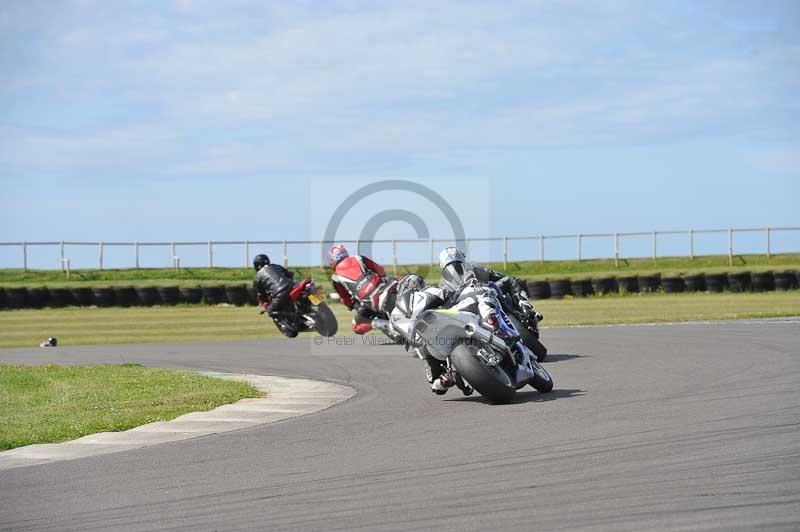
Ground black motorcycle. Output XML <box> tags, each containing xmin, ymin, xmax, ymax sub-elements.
<box><xmin>496</xmin><ymin>289</ymin><xmax>547</xmax><ymax>362</ymax></box>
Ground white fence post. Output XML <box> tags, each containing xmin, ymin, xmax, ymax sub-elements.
<box><xmin>766</xmin><ymin>227</ymin><xmax>771</xmax><ymax>258</ymax></box>
<box><xmin>99</xmin><ymin>241</ymin><xmax>104</xmax><ymax>270</ymax></box>
<box><xmin>59</xmin><ymin>240</ymin><xmax>64</xmax><ymax>271</ymax></box>
<box><xmin>23</xmin><ymin>241</ymin><xmax>28</xmax><ymax>271</ymax></box>
<box><xmin>728</xmin><ymin>227</ymin><xmax>733</xmax><ymax>266</ymax></box>
<box><xmin>283</xmin><ymin>240</ymin><xmax>288</xmax><ymax>268</ymax></box>
<box><xmin>244</xmin><ymin>240</ymin><xmax>249</xmax><ymax>268</ymax></box>
<box><xmin>503</xmin><ymin>237</ymin><xmax>508</xmax><ymax>270</ymax></box>
<box><xmin>652</xmin><ymin>231</ymin><xmax>657</xmax><ymax>262</ymax></box>
<box><xmin>171</xmin><ymin>241</ymin><xmax>176</xmax><ymax>269</ymax></box>
<box><xmin>320</xmin><ymin>241</ymin><xmax>325</xmax><ymax>269</ymax></box>
<box><xmin>356</xmin><ymin>239</ymin><xmax>360</xmax><ymax>256</ymax></box>
<box><xmin>689</xmin><ymin>229</ymin><xmax>694</xmax><ymax>259</ymax></box>
<box><xmin>539</xmin><ymin>235</ymin><xmax>544</xmax><ymax>263</ymax></box>
<box><xmin>392</xmin><ymin>240</ymin><xmax>398</xmax><ymax>276</ymax></box>
<box><xmin>429</xmin><ymin>238</ymin><xmax>434</xmax><ymax>268</ymax></box>
<box><xmin>614</xmin><ymin>232</ymin><xmax>619</xmax><ymax>267</ymax></box>
<box><xmin>208</xmin><ymin>240</ymin><xmax>213</xmax><ymax>269</ymax></box>
<box><xmin>135</xmin><ymin>241</ymin><xmax>140</xmax><ymax>269</ymax></box>
<box><xmin>576</xmin><ymin>233</ymin><xmax>582</xmax><ymax>262</ymax></box>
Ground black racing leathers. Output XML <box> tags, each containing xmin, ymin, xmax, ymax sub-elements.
<box><xmin>439</xmin><ymin>262</ymin><xmax>529</xmax><ymax>304</ymax></box>
<box><xmin>254</xmin><ymin>264</ymin><xmax>295</xmax><ymax>315</ymax></box>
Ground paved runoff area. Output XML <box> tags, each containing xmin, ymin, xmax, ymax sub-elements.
<box><xmin>0</xmin><ymin>374</ymin><xmax>355</xmax><ymax>471</ymax></box>
<box><xmin>0</xmin><ymin>318</ymin><xmax>798</xmax><ymax>531</ymax></box>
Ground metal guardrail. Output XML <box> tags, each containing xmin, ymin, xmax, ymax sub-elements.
<box><xmin>2</xmin><ymin>226</ymin><xmax>798</xmax><ymax>273</ymax></box>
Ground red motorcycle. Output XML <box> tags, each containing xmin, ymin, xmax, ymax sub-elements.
<box><xmin>261</xmin><ymin>279</ymin><xmax>338</xmax><ymax>337</ymax></box>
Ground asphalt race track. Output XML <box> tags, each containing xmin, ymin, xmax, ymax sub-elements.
<box><xmin>1</xmin><ymin>319</ymin><xmax>799</xmax><ymax>531</ymax></box>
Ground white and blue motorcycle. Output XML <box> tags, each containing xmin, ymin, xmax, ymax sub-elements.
<box><xmin>392</xmin><ymin>281</ymin><xmax>553</xmax><ymax>404</ymax></box>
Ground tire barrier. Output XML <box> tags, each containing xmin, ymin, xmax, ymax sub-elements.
<box><xmin>92</xmin><ymin>287</ymin><xmax>116</xmax><ymax>307</ymax></box>
<box><xmin>750</xmin><ymin>272</ymin><xmax>774</xmax><ymax>292</ymax></box>
<box><xmin>246</xmin><ymin>285</ymin><xmax>258</xmax><ymax>306</ymax></box>
<box><xmin>48</xmin><ymin>288</ymin><xmax>74</xmax><ymax>308</ymax></box>
<box><xmin>661</xmin><ymin>276</ymin><xmax>685</xmax><ymax>293</ymax></box>
<box><xmin>571</xmin><ymin>279</ymin><xmax>593</xmax><ymax>297</ymax></box>
<box><xmin>527</xmin><ymin>281</ymin><xmax>551</xmax><ymax>300</ymax></box>
<box><xmin>591</xmin><ymin>277</ymin><xmax>617</xmax><ymax>295</ymax></box>
<box><xmin>135</xmin><ymin>286</ymin><xmax>160</xmax><ymax>306</ymax></box>
<box><xmin>704</xmin><ymin>273</ymin><xmax>727</xmax><ymax>293</ymax></box>
<box><xmin>71</xmin><ymin>287</ymin><xmax>94</xmax><ymax>306</ymax></box>
<box><xmin>683</xmin><ymin>274</ymin><xmax>706</xmax><ymax>292</ymax></box>
<box><xmin>224</xmin><ymin>285</ymin><xmax>249</xmax><ymax>306</ymax></box>
<box><xmin>637</xmin><ymin>275</ymin><xmax>660</xmax><ymax>293</ymax></box>
<box><xmin>2</xmin><ymin>270</ymin><xmax>796</xmax><ymax>311</ymax></box>
<box><xmin>774</xmin><ymin>271</ymin><xmax>797</xmax><ymax>291</ymax></box>
<box><xmin>549</xmin><ymin>279</ymin><xmax>572</xmax><ymax>299</ymax></box>
<box><xmin>156</xmin><ymin>286</ymin><xmax>181</xmax><ymax>306</ymax></box>
<box><xmin>203</xmin><ymin>285</ymin><xmax>226</xmax><ymax>305</ymax></box>
<box><xmin>617</xmin><ymin>276</ymin><xmax>638</xmax><ymax>294</ymax></box>
<box><xmin>728</xmin><ymin>272</ymin><xmax>751</xmax><ymax>293</ymax></box>
<box><xmin>179</xmin><ymin>286</ymin><xmax>203</xmax><ymax>304</ymax></box>
<box><xmin>6</xmin><ymin>288</ymin><xmax>27</xmax><ymax>308</ymax></box>
<box><xmin>27</xmin><ymin>287</ymin><xmax>49</xmax><ymax>308</ymax></box>
<box><xmin>113</xmin><ymin>286</ymin><xmax>138</xmax><ymax>307</ymax></box>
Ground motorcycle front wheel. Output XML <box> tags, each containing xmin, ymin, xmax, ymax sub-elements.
<box><xmin>451</xmin><ymin>340</ymin><xmax>516</xmax><ymax>405</ymax></box>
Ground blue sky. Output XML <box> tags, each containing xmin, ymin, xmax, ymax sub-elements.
<box><xmin>1</xmin><ymin>1</ymin><xmax>799</xmax><ymax>267</ymax></box>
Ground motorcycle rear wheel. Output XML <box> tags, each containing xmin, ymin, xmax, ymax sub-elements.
<box><xmin>309</xmin><ymin>302</ymin><xmax>338</xmax><ymax>337</ymax></box>
<box><xmin>451</xmin><ymin>341</ymin><xmax>516</xmax><ymax>404</ymax></box>
<box><xmin>508</xmin><ymin>313</ymin><xmax>547</xmax><ymax>362</ymax></box>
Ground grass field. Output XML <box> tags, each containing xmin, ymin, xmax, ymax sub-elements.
<box><xmin>0</xmin><ymin>292</ymin><xmax>797</xmax><ymax>348</ymax></box>
<box><xmin>1</xmin><ymin>253</ymin><xmax>798</xmax><ymax>288</ymax></box>
<box><xmin>0</xmin><ymin>364</ymin><xmax>261</xmax><ymax>450</ymax></box>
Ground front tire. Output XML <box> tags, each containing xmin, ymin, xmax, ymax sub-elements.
<box><xmin>508</xmin><ymin>313</ymin><xmax>547</xmax><ymax>362</ymax></box>
<box><xmin>529</xmin><ymin>364</ymin><xmax>554</xmax><ymax>393</ymax></box>
<box><xmin>451</xmin><ymin>341</ymin><xmax>516</xmax><ymax>404</ymax></box>
<box><xmin>309</xmin><ymin>302</ymin><xmax>338</xmax><ymax>336</ymax></box>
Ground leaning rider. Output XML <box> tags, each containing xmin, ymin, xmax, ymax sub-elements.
<box><xmin>252</xmin><ymin>253</ymin><xmax>298</xmax><ymax>337</ymax></box>
<box><xmin>438</xmin><ymin>247</ymin><xmax>542</xmax><ymax>323</ymax></box>
<box><xmin>328</xmin><ymin>244</ymin><xmax>397</xmax><ymax>335</ymax></box>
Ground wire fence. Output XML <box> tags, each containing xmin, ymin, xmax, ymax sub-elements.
<box><xmin>1</xmin><ymin>226</ymin><xmax>798</xmax><ymax>274</ymax></box>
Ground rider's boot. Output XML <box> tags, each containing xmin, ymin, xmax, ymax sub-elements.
<box><xmin>370</xmin><ymin>317</ymin><xmax>391</xmax><ymax>334</ymax></box>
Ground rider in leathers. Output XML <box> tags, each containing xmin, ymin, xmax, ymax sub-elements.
<box><xmin>438</xmin><ymin>247</ymin><xmax>542</xmax><ymax>323</ymax></box>
<box><xmin>393</xmin><ymin>272</ymin><xmax>509</xmax><ymax>396</ymax></box>
<box><xmin>253</xmin><ymin>253</ymin><xmax>298</xmax><ymax>337</ymax></box>
<box><xmin>328</xmin><ymin>244</ymin><xmax>397</xmax><ymax>335</ymax></box>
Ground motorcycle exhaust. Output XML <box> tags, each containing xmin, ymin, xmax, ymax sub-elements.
<box><xmin>464</xmin><ymin>323</ymin><xmax>511</xmax><ymax>354</ymax></box>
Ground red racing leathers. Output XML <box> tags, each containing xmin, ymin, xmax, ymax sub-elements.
<box><xmin>331</xmin><ymin>255</ymin><xmax>395</xmax><ymax>334</ymax></box>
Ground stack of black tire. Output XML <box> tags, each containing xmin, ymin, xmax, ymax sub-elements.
<box><xmin>0</xmin><ymin>283</ymin><xmax>262</xmax><ymax>309</ymax></box>
<box><xmin>520</xmin><ymin>270</ymin><xmax>798</xmax><ymax>300</ymax></box>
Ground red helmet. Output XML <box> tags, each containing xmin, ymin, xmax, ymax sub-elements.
<box><xmin>327</xmin><ymin>244</ymin><xmax>349</xmax><ymax>268</ymax></box>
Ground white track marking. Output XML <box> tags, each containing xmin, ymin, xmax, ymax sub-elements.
<box><xmin>0</xmin><ymin>374</ymin><xmax>355</xmax><ymax>471</ymax></box>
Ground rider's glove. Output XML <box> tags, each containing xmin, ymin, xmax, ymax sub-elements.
<box><xmin>519</xmin><ymin>299</ymin><xmax>533</xmax><ymax>318</ymax></box>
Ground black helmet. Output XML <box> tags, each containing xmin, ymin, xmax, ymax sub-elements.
<box><xmin>253</xmin><ymin>254</ymin><xmax>270</xmax><ymax>271</ymax></box>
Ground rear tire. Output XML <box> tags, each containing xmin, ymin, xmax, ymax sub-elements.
<box><xmin>508</xmin><ymin>314</ymin><xmax>547</xmax><ymax>362</ymax></box>
<box><xmin>451</xmin><ymin>341</ymin><xmax>516</xmax><ymax>404</ymax></box>
<box><xmin>310</xmin><ymin>302</ymin><xmax>338</xmax><ymax>337</ymax></box>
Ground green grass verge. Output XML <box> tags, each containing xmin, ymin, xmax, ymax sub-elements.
<box><xmin>0</xmin><ymin>292</ymin><xmax>797</xmax><ymax>348</ymax></box>
<box><xmin>1</xmin><ymin>253</ymin><xmax>798</xmax><ymax>287</ymax></box>
<box><xmin>0</xmin><ymin>364</ymin><xmax>262</xmax><ymax>450</ymax></box>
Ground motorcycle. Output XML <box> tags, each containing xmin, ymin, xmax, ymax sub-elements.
<box><xmin>496</xmin><ymin>288</ymin><xmax>547</xmax><ymax>362</ymax></box>
<box><xmin>391</xmin><ymin>283</ymin><xmax>553</xmax><ymax>404</ymax></box>
<box><xmin>262</xmin><ymin>279</ymin><xmax>338</xmax><ymax>337</ymax></box>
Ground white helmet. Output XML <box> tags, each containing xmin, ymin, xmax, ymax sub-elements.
<box><xmin>438</xmin><ymin>247</ymin><xmax>465</xmax><ymax>270</ymax></box>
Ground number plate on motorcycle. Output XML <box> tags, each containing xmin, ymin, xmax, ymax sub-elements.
<box><xmin>308</xmin><ymin>294</ymin><xmax>321</xmax><ymax>305</ymax></box>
